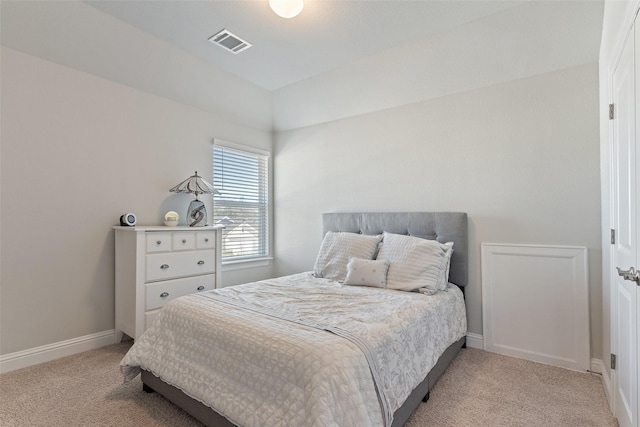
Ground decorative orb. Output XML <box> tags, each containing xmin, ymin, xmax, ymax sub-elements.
<box><xmin>165</xmin><ymin>211</ymin><xmax>179</xmax><ymax>221</ymax></box>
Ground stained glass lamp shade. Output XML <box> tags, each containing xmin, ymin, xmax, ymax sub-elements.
<box><xmin>169</xmin><ymin>171</ymin><xmax>219</xmax><ymax>227</ymax></box>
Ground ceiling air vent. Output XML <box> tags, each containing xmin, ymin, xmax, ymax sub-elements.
<box><xmin>208</xmin><ymin>29</ymin><xmax>252</xmax><ymax>54</ymax></box>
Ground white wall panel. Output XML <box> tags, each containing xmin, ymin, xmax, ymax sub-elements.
<box><xmin>481</xmin><ymin>244</ymin><xmax>590</xmax><ymax>371</ymax></box>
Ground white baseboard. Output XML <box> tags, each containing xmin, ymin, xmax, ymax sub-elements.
<box><xmin>590</xmin><ymin>358</ymin><xmax>603</xmax><ymax>374</ymax></box>
<box><xmin>466</xmin><ymin>332</ymin><xmax>484</xmax><ymax>349</ymax></box>
<box><xmin>0</xmin><ymin>329</ymin><xmax>116</xmax><ymax>373</ymax></box>
<box><xmin>600</xmin><ymin>362</ymin><xmax>612</xmax><ymax>408</ymax></box>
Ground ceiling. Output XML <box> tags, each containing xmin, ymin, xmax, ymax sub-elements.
<box><xmin>84</xmin><ymin>0</ymin><xmax>528</xmax><ymax>91</ymax></box>
<box><xmin>2</xmin><ymin>0</ymin><xmax>605</xmax><ymax>130</ymax></box>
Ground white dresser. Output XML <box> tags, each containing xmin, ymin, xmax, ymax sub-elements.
<box><xmin>114</xmin><ymin>226</ymin><xmax>222</xmax><ymax>341</ymax></box>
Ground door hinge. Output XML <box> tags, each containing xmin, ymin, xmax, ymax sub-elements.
<box><xmin>611</xmin><ymin>353</ymin><xmax>616</xmax><ymax>370</ymax></box>
<box><xmin>611</xmin><ymin>229</ymin><xmax>616</xmax><ymax>244</ymax></box>
<box><xmin>609</xmin><ymin>103</ymin><xmax>615</xmax><ymax>120</ymax></box>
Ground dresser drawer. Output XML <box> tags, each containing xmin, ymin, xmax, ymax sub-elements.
<box><xmin>115</xmin><ymin>226</ymin><xmax>221</xmax><ymax>341</ymax></box>
<box><xmin>146</xmin><ymin>233</ymin><xmax>172</xmax><ymax>253</ymax></box>
<box><xmin>172</xmin><ymin>232</ymin><xmax>195</xmax><ymax>251</ymax></box>
<box><xmin>145</xmin><ymin>274</ymin><xmax>215</xmax><ymax>310</ymax></box>
<box><xmin>146</xmin><ymin>250</ymin><xmax>216</xmax><ymax>282</ymax></box>
<box><xmin>196</xmin><ymin>231</ymin><xmax>217</xmax><ymax>249</ymax></box>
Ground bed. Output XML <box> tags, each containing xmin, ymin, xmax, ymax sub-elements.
<box><xmin>121</xmin><ymin>212</ymin><xmax>468</xmax><ymax>427</ymax></box>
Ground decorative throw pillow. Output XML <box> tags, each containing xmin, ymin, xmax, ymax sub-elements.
<box><xmin>344</xmin><ymin>257</ymin><xmax>390</xmax><ymax>288</ymax></box>
<box><xmin>377</xmin><ymin>232</ymin><xmax>452</xmax><ymax>293</ymax></box>
<box><xmin>313</xmin><ymin>232</ymin><xmax>383</xmax><ymax>281</ymax></box>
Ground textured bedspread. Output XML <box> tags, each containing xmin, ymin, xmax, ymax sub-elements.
<box><xmin>121</xmin><ymin>273</ymin><xmax>466</xmax><ymax>427</ymax></box>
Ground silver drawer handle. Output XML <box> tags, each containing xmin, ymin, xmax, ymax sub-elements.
<box><xmin>197</xmin><ymin>260</ymin><xmax>205</xmax><ymax>265</ymax></box>
<box><xmin>204</xmin><ymin>238</ymin><xmax>209</xmax><ymax>242</ymax></box>
<box><xmin>160</xmin><ymin>292</ymin><xmax>169</xmax><ymax>298</ymax></box>
<box><xmin>182</xmin><ymin>239</ymin><xmax>187</xmax><ymax>243</ymax></box>
<box><xmin>197</xmin><ymin>286</ymin><xmax>205</xmax><ymax>291</ymax></box>
<box><xmin>156</xmin><ymin>240</ymin><xmax>162</xmax><ymax>245</ymax></box>
<box><xmin>160</xmin><ymin>264</ymin><xmax>169</xmax><ymax>269</ymax></box>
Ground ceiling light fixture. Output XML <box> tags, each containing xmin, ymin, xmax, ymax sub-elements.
<box><xmin>269</xmin><ymin>0</ymin><xmax>304</xmax><ymax>18</ymax></box>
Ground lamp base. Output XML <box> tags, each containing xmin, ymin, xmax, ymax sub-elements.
<box><xmin>187</xmin><ymin>199</ymin><xmax>207</xmax><ymax>227</ymax></box>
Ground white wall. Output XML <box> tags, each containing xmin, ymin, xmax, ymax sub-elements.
<box><xmin>598</xmin><ymin>0</ymin><xmax>639</xmax><ymax>395</ymax></box>
<box><xmin>0</xmin><ymin>0</ymin><xmax>275</xmax><ymax>356</ymax></box>
<box><xmin>273</xmin><ymin>63</ymin><xmax>602</xmax><ymax>357</ymax></box>
<box><xmin>272</xmin><ymin>1</ymin><xmax>603</xmax><ymax>131</ymax></box>
<box><xmin>0</xmin><ymin>1</ymin><xmax>272</xmax><ymax>131</ymax></box>
<box><xmin>0</xmin><ymin>47</ymin><xmax>272</xmax><ymax>354</ymax></box>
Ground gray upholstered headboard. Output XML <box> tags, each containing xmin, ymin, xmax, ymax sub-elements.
<box><xmin>322</xmin><ymin>212</ymin><xmax>468</xmax><ymax>288</ymax></box>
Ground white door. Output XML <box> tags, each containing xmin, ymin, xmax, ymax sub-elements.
<box><xmin>612</xmin><ymin>19</ymin><xmax>639</xmax><ymax>427</ymax></box>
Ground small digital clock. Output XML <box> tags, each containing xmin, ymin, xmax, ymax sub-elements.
<box><xmin>119</xmin><ymin>213</ymin><xmax>137</xmax><ymax>227</ymax></box>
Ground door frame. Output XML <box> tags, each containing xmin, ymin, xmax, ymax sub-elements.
<box><xmin>607</xmin><ymin>2</ymin><xmax>640</xmax><ymax>423</ymax></box>
<box><xmin>609</xmin><ymin>19</ymin><xmax>637</xmax><ymax>426</ymax></box>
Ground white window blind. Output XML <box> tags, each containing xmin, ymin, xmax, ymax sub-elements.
<box><xmin>213</xmin><ymin>143</ymin><xmax>269</xmax><ymax>261</ymax></box>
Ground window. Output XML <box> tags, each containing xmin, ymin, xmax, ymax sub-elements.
<box><xmin>213</xmin><ymin>141</ymin><xmax>269</xmax><ymax>262</ymax></box>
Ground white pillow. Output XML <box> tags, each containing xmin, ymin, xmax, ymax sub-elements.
<box><xmin>313</xmin><ymin>232</ymin><xmax>383</xmax><ymax>281</ymax></box>
<box><xmin>439</xmin><ymin>242</ymin><xmax>454</xmax><ymax>291</ymax></box>
<box><xmin>377</xmin><ymin>232</ymin><xmax>452</xmax><ymax>293</ymax></box>
<box><xmin>344</xmin><ymin>257</ymin><xmax>390</xmax><ymax>288</ymax></box>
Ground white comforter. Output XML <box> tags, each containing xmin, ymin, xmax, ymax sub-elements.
<box><xmin>121</xmin><ymin>273</ymin><xmax>466</xmax><ymax>427</ymax></box>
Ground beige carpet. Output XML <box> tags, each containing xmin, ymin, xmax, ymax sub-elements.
<box><xmin>0</xmin><ymin>342</ymin><xmax>617</xmax><ymax>427</ymax></box>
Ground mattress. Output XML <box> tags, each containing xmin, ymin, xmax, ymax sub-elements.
<box><xmin>121</xmin><ymin>272</ymin><xmax>466</xmax><ymax>427</ymax></box>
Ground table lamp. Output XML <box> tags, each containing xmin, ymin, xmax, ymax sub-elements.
<box><xmin>169</xmin><ymin>171</ymin><xmax>219</xmax><ymax>227</ymax></box>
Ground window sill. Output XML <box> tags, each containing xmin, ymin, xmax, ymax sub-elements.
<box><xmin>221</xmin><ymin>257</ymin><xmax>273</xmax><ymax>272</ymax></box>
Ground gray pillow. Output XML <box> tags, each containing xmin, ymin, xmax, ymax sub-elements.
<box><xmin>313</xmin><ymin>232</ymin><xmax>383</xmax><ymax>281</ymax></box>
<box><xmin>377</xmin><ymin>232</ymin><xmax>452</xmax><ymax>293</ymax></box>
